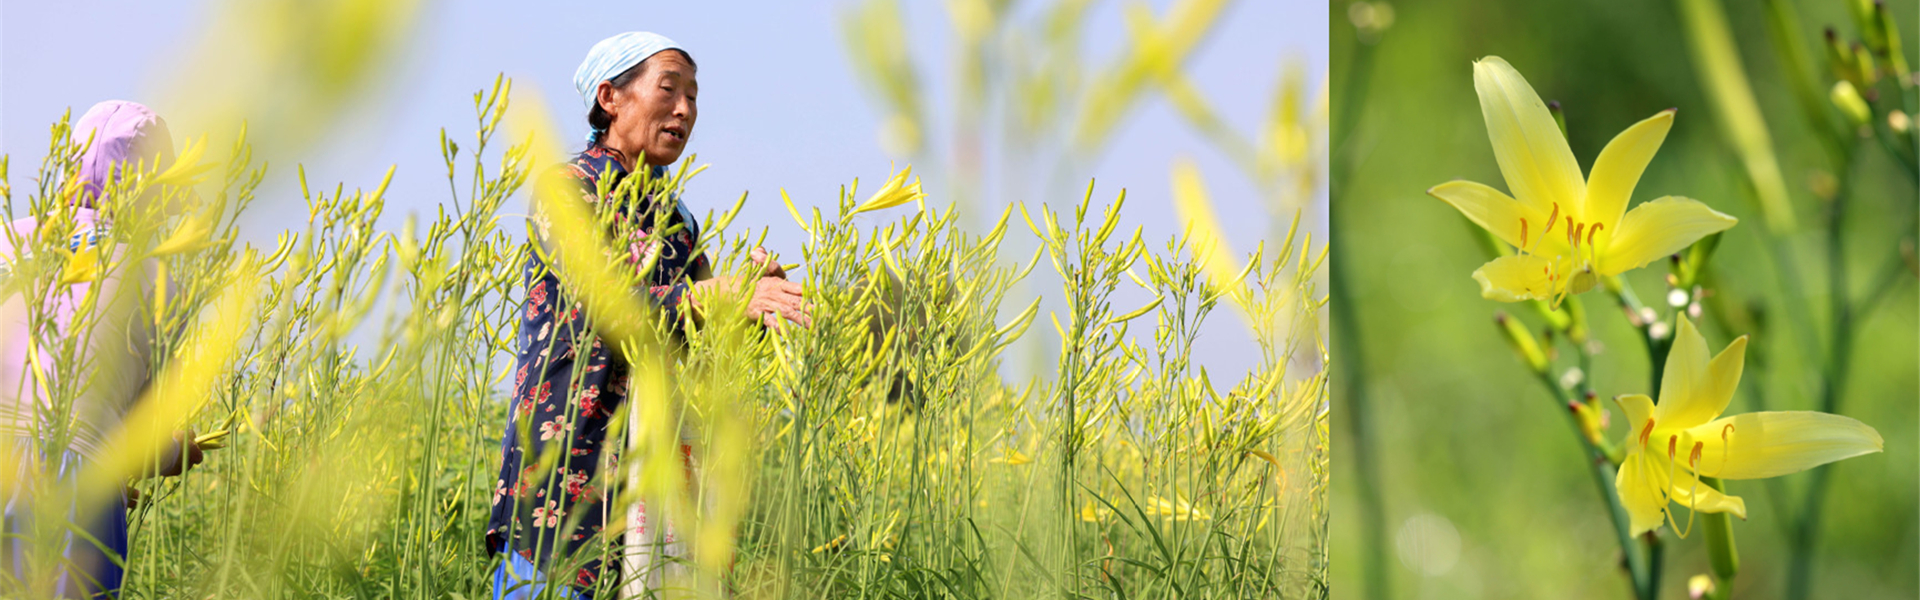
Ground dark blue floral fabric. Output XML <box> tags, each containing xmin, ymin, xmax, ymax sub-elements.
<box><xmin>486</xmin><ymin>144</ymin><xmax>709</xmax><ymax>595</ymax></box>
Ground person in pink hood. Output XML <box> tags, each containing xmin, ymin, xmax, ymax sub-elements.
<box><xmin>2</xmin><ymin>100</ymin><xmax>204</xmax><ymax>599</ymax></box>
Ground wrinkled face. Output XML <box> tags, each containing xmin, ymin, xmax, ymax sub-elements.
<box><xmin>600</xmin><ymin>51</ymin><xmax>698</xmax><ymax>166</ymax></box>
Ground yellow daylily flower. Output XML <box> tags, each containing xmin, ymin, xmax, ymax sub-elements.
<box><xmin>988</xmin><ymin>448</ymin><xmax>1033</xmax><ymax>465</ymax></box>
<box><xmin>1612</xmin><ymin>316</ymin><xmax>1882</xmax><ymax>537</ymax></box>
<box><xmin>60</xmin><ymin>247</ymin><xmax>104</xmax><ymax>285</ymax></box>
<box><xmin>1079</xmin><ymin>501</ymin><xmax>1112</xmax><ymax>522</ymax></box>
<box><xmin>152</xmin><ymin>208</ymin><xmax>228</xmax><ymax>257</ymax></box>
<box><xmin>1429</xmin><ymin>57</ymin><xmax>1738</xmax><ymax>305</ymax></box>
<box><xmin>151</xmin><ymin>135</ymin><xmax>218</xmax><ymax>188</ymax></box>
<box><xmin>850</xmin><ymin>164</ymin><xmax>925</xmax><ymax>215</ymax></box>
<box><xmin>1143</xmin><ymin>495</ymin><xmax>1210</xmax><ymax>521</ymax></box>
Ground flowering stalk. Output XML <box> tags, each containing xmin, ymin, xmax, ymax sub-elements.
<box><xmin>1484</xmin><ymin>258</ymin><xmax>1655</xmax><ymax>597</ymax></box>
<box><xmin>1700</xmin><ymin>476</ymin><xmax>1738</xmax><ymax>598</ymax></box>
<box><xmin>1523</xmin><ymin>349</ymin><xmax>1656</xmax><ymax>599</ymax></box>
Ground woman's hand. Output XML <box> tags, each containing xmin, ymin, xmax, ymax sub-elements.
<box><xmin>694</xmin><ymin>274</ymin><xmax>810</xmax><ymax>329</ymax></box>
<box><xmin>137</xmin><ymin>429</ymin><xmax>206</xmax><ymax>479</ymax></box>
<box><xmin>747</xmin><ymin>276</ymin><xmax>810</xmax><ymax>329</ymax></box>
<box><xmin>127</xmin><ymin>430</ymin><xmax>204</xmax><ymax>509</ymax></box>
<box><xmin>750</xmin><ymin>246</ymin><xmax>786</xmax><ymax>280</ymax></box>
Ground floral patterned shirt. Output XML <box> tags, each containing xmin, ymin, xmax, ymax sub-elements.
<box><xmin>485</xmin><ymin>144</ymin><xmax>709</xmax><ymax>595</ymax></box>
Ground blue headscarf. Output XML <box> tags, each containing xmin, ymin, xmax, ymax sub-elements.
<box><xmin>574</xmin><ymin>32</ymin><xmax>687</xmax><ymax>144</ymax></box>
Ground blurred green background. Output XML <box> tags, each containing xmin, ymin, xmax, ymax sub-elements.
<box><xmin>1329</xmin><ymin>0</ymin><xmax>1916</xmax><ymax>598</ymax></box>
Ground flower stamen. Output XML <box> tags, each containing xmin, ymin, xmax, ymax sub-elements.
<box><xmin>1707</xmin><ymin>423</ymin><xmax>1736</xmax><ymax>477</ymax></box>
<box><xmin>1662</xmin><ymin>434</ymin><xmax>1698</xmax><ymax>539</ymax></box>
<box><xmin>1529</xmin><ymin>203</ymin><xmax>1560</xmax><ymax>255</ymax></box>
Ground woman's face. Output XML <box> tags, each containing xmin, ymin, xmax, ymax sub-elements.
<box><xmin>600</xmin><ymin>51</ymin><xmax>698</xmax><ymax>166</ymax></box>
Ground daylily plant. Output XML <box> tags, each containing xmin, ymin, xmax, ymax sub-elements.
<box><xmin>1430</xmin><ymin>56</ymin><xmax>1738</xmax><ymax>305</ymax></box>
<box><xmin>1613</xmin><ymin>316</ymin><xmax>1882</xmax><ymax>537</ymax></box>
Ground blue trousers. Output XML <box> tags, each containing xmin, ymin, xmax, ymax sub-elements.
<box><xmin>4</xmin><ymin>446</ymin><xmax>128</xmax><ymax>599</ymax></box>
<box><xmin>492</xmin><ymin>546</ymin><xmax>585</xmax><ymax>600</ymax></box>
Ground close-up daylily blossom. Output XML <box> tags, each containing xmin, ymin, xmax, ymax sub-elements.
<box><xmin>1612</xmin><ymin>316</ymin><xmax>1883</xmax><ymax>537</ymax></box>
<box><xmin>1429</xmin><ymin>56</ymin><xmax>1739</xmax><ymax>305</ymax></box>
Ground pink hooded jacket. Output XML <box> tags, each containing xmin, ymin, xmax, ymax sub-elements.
<box><xmin>0</xmin><ymin>101</ymin><xmax>171</xmax><ymax>457</ymax></box>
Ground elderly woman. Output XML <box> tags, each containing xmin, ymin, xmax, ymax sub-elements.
<box><xmin>1</xmin><ymin>100</ymin><xmax>204</xmax><ymax>599</ymax></box>
<box><xmin>486</xmin><ymin>32</ymin><xmax>805</xmax><ymax>599</ymax></box>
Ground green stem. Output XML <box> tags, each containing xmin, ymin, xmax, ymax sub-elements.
<box><xmin>1332</xmin><ymin>19</ymin><xmax>1391</xmax><ymax>600</ymax></box>
<box><xmin>1329</xmin><ymin>235</ymin><xmax>1389</xmax><ymax>600</ymax></box>
<box><xmin>1605</xmin><ymin>277</ymin><xmax>1672</xmax><ymax>399</ymax></box>
<box><xmin>1647</xmin><ymin>533</ymin><xmax>1666</xmax><ymax>600</ymax></box>
<box><xmin>1872</xmin><ymin>119</ymin><xmax>1920</xmax><ymax>185</ymax></box>
<box><xmin>1531</xmin><ymin>368</ymin><xmax>1655</xmax><ymax>600</ymax></box>
<box><xmin>1856</xmin><ymin>236</ymin><xmax>1917</xmax><ymax>317</ymax></box>
<box><xmin>1701</xmin><ymin>477</ymin><xmax>1739</xmax><ymax>598</ymax></box>
<box><xmin>1760</xmin><ymin>0</ymin><xmax>1849</xmax><ymax>163</ymax></box>
<box><xmin>1786</xmin><ymin>151</ymin><xmax>1860</xmax><ymax>600</ymax></box>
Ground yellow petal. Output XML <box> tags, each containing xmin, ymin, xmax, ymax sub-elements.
<box><xmin>1472</xmin><ymin>56</ymin><xmax>1585</xmax><ymax>212</ymax></box>
<box><xmin>989</xmin><ymin>448</ymin><xmax>1032</xmax><ymax>465</ymax></box>
<box><xmin>1666</xmin><ymin>469</ymin><xmax>1747</xmax><ymax>519</ymax></box>
<box><xmin>1687</xmin><ymin>411</ymin><xmax>1883</xmax><ymax>481</ymax></box>
<box><xmin>1428</xmin><ymin>180</ymin><xmax>1557</xmax><ymax>251</ymax></box>
<box><xmin>1599</xmin><ymin>196</ymin><xmax>1736</xmax><ymax>276</ymax></box>
<box><xmin>1172</xmin><ymin>159</ymin><xmax>1247</xmax><ymax>294</ymax></box>
<box><xmin>1655</xmin><ymin>317</ymin><xmax>1745</xmax><ymax>429</ymax></box>
<box><xmin>851</xmin><ymin>165</ymin><xmax>925</xmax><ymax>214</ymax></box>
<box><xmin>152</xmin><ymin>209</ymin><xmax>225</xmax><ymax>257</ymax></box>
<box><xmin>1689</xmin><ymin>575</ymin><xmax>1717</xmax><ymax>599</ymax></box>
<box><xmin>1583</xmin><ymin>109</ymin><xmax>1675</xmax><ymax>239</ymax></box>
<box><xmin>1615</xmin><ymin>452</ymin><xmax>1670</xmax><ymax>537</ymax></box>
<box><xmin>1078</xmin><ymin>501</ymin><xmax>1110</xmax><ymax>522</ymax></box>
<box><xmin>61</xmin><ymin>247</ymin><xmax>103</xmax><ymax>285</ymax></box>
<box><xmin>1470</xmin><ymin>253</ymin><xmax>1556</xmax><ymax>302</ymax></box>
<box><xmin>151</xmin><ymin>135</ymin><xmax>216</xmax><ymax>188</ymax></box>
<box><xmin>1615</xmin><ymin>393</ymin><xmax>1656</xmax><ymax>448</ymax></box>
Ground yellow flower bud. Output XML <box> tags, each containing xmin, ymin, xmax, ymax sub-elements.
<box><xmin>1831</xmin><ymin>81</ymin><xmax>1872</xmax><ymax>127</ymax></box>
<box><xmin>1570</xmin><ymin>400</ymin><xmax>1607</xmax><ymax>447</ymax></box>
<box><xmin>1495</xmin><ymin>312</ymin><xmax>1549</xmax><ymax>373</ymax></box>
<box><xmin>1688</xmin><ymin>574</ymin><xmax>1715</xmax><ymax>599</ymax></box>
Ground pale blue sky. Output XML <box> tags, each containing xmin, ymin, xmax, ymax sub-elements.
<box><xmin>2</xmin><ymin>0</ymin><xmax>1327</xmax><ymax>378</ymax></box>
